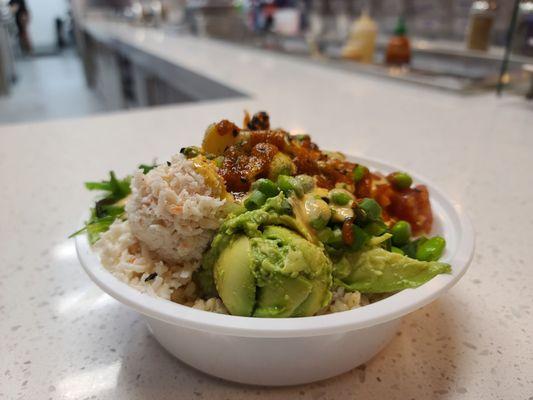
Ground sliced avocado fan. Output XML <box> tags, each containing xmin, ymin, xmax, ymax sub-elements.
<box><xmin>212</xmin><ymin>225</ymin><xmax>332</xmax><ymax>317</ymax></box>
<box><xmin>334</xmin><ymin>246</ymin><xmax>451</xmax><ymax>293</ymax></box>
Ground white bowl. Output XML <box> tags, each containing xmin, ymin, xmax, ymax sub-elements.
<box><xmin>75</xmin><ymin>155</ymin><xmax>474</xmax><ymax>386</ymax></box>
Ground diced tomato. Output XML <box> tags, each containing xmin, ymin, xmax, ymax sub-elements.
<box><xmin>386</xmin><ymin>185</ymin><xmax>433</xmax><ymax>235</ymax></box>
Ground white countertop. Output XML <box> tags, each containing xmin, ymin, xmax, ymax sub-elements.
<box><xmin>1</xmin><ymin>19</ymin><xmax>532</xmax><ymax>400</ymax></box>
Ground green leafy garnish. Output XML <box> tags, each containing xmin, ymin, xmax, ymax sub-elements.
<box><xmin>138</xmin><ymin>163</ymin><xmax>157</xmax><ymax>174</ymax></box>
<box><xmin>70</xmin><ymin>171</ymin><xmax>132</xmax><ymax>244</ymax></box>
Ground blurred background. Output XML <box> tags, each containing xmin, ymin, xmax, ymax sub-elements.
<box><xmin>1</xmin><ymin>0</ymin><xmax>533</xmax><ymax>124</ymax></box>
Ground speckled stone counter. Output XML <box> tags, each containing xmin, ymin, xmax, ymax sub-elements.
<box><xmin>1</xmin><ymin>20</ymin><xmax>532</xmax><ymax>400</ymax></box>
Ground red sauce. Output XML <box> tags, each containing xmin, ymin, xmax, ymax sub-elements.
<box><xmin>374</xmin><ymin>183</ymin><xmax>433</xmax><ymax>234</ymax></box>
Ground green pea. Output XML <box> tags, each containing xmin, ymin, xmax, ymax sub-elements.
<box><xmin>295</xmin><ymin>175</ymin><xmax>315</xmax><ymax>193</ymax></box>
<box><xmin>416</xmin><ymin>236</ymin><xmax>446</xmax><ymax>261</ymax></box>
<box><xmin>252</xmin><ymin>178</ymin><xmax>280</xmax><ymax>198</ymax></box>
<box><xmin>388</xmin><ymin>171</ymin><xmax>413</xmax><ymax>190</ymax></box>
<box><xmin>390</xmin><ymin>220</ymin><xmax>412</xmax><ymax>246</ymax></box>
<box><xmin>277</xmin><ymin>175</ymin><xmax>304</xmax><ymax>197</ymax></box>
<box><xmin>352</xmin><ymin>165</ymin><xmax>368</xmax><ymax>183</ymax></box>
<box><xmin>329</xmin><ymin>189</ymin><xmax>353</xmax><ymax>206</ymax></box>
<box><xmin>391</xmin><ymin>246</ymin><xmax>405</xmax><ymax>255</ymax></box>
<box><xmin>244</xmin><ymin>190</ymin><xmax>267</xmax><ymax>210</ymax></box>
<box><xmin>358</xmin><ymin>198</ymin><xmax>382</xmax><ymax>221</ymax></box>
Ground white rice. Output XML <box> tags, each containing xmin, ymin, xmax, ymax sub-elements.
<box><xmin>321</xmin><ymin>287</ymin><xmax>369</xmax><ymax>314</ymax></box>
<box><xmin>94</xmin><ymin>219</ymin><xmax>199</xmax><ymax>301</ymax></box>
<box><xmin>126</xmin><ymin>153</ymin><xmax>226</xmax><ymax>264</ymax></box>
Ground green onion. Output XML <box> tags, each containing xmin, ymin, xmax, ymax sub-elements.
<box><xmin>252</xmin><ymin>178</ymin><xmax>280</xmax><ymax>198</ymax></box>
<box><xmin>358</xmin><ymin>198</ymin><xmax>382</xmax><ymax>221</ymax></box>
<box><xmin>277</xmin><ymin>175</ymin><xmax>303</xmax><ymax>197</ymax></box>
<box><xmin>244</xmin><ymin>190</ymin><xmax>267</xmax><ymax>210</ymax></box>
<box><xmin>138</xmin><ymin>163</ymin><xmax>157</xmax><ymax>174</ymax></box>
<box><xmin>363</xmin><ymin>221</ymin><xmax>388</xmax><ymax>236</ymax></box>
<box><xmin>350</xmin><ymin>225</ymin><xmax>370</xmax><ymax>251</ymax></box>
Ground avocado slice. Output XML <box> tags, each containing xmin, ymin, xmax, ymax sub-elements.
<box><xmin>335</xmin><ymin>247</ymin><xmax>451</xmax><ymax>293</ymax></box>
<box><xmin>214</xmin><ymin>236</ymin><xmax>256</xmax><ymax>316</ymax></box>
<box><xmin>253</xmin><ymin>275</ymin><xmax>312</xmax><ymax>318</ymax></box>
<box><xmin>251</xmin><ymin>226</ymin><xmax>333</xmax><ymax>317</ymax></box>
<box><xmin>292</xmin><ymin>278</ymin><xmax>331</xmax><ymax>317</ymax></box>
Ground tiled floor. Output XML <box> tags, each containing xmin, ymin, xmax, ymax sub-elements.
<box><xmin>0</xmin><ymin>50</ymin><xmax>104</xmax><ymax>125</ymax></box>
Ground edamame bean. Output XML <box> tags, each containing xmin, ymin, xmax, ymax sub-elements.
<box><xmin>329</xmin><ymin>188</ymin><xmax>353</xmax><ymax>206</ymax></box>
<box><xmin>401</xmin><ymin>236</ymin><xmax>427</xmax><ymax>259</ymax></box>
<box><xmin>388</xmin><ymin>172</ymin><xmax>413</xmax><ymax>190</ymax></box>
<box><xmin>252</xmin><ymin>178</ymin><xmax>280</xmax><ymax>198</ymax></box>
<box><xmin>391</xmin><ymin>220</ymin><xmax>412</xmax><ymax>246</ymax></box>
<box><xmin>416</xmin><ymin>236</ymin><xmax>446</xmax><ymax>261</ymax></box>
<box><xmin>295</xmin><ymin>175</ymin><xmax>315</xmax><ymax>193</ymax></box>
<box><xmin>277</xmin><ymin>175</ymin><xmax>304</xmax><ymax>197</ymax></box>
<box><xmin>305</xmin><ymin>197</ymin><xmax>331</xmax><ymax>229</ymax></box>
<box><xmin>358</xmin><ymin>198</ymin><xmax>382</xmax><ymax>221</ymax></box>
<box><xmin>352</xmin><ymin>165</ymin><xmax>368</xmax><ymax>183</ymax></box>
<box><xmin>244</xmin><ymin>190</ymin><xmax>267</xmax><ymax>210</ymax></box>
<box><xmin>330</xmin><ymin>204</ymin><xmax>354</xmax><ymax>223</ymax></box>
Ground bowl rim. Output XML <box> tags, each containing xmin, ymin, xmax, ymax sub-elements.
<box><xmin>75</xmin><ymin>154</ymin><xmax>475</xmax><ymax>338</ymax></box>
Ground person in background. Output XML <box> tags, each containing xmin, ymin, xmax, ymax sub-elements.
<box><xmin>9</xmin><ymin>0</ymin><xmax>31</xmax><ymax>54</ymax></box>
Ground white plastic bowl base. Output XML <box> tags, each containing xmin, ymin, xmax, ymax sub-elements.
<box><xmin>145</xmin><ymin>315</ymin><xmax>400</xmax><ymax>386</ymax></box>
<box><xmin>75</xmin><ymin>155</ymin><xmax>474</xmax><ymax>386</ymax></box>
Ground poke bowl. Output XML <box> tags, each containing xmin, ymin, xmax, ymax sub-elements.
<box><xmin>74</xmin><ymin>112</ymin><xmax>474</xmax><ymax>386</ymax></box>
